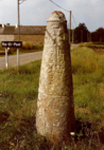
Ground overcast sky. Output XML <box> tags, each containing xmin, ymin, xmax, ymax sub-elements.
<box><xmin>0</xmin><ymin>0</ymin><xmax>104</xmax><ymax>32</ymax></box>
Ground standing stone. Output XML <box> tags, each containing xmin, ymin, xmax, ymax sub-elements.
<box><xmin>36</xmin><ymin>11</ymin><xmax>75</xmax><ymax>142</ymax></box>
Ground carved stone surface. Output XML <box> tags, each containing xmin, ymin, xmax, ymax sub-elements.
<box><xmin>36</xmin><ymin>11</ymin><xmax>75</xmax><ymax>142</ymax></box>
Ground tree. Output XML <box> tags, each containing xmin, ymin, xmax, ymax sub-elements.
<box><xmin>91</xmin><ymin>27</ymin><xmax>104</xmax><ymax>42</ymax></box>
<box><xmin>74</xmin><ymin>23</ymin><xmax>89</xmax><ymax>43</ymax></box>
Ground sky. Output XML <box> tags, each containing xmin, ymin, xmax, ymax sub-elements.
<box><xmin>0</xmin><ymin>0</ymin><xmax>104</xmax><ymax>32</ymax></box>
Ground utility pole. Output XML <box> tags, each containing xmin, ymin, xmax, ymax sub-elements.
<box><xmin>17</xmin><ymin>0</ymin><xmax>26</xmax><ymax>73</ymax></box>
<box><xmin>17</xmin><ymin>0</ymin><xmax>20</xmax><ymax>40</ymax></box>
<box><xmin>69</xmin><ymin>10</ymin><xmax>71</xmax><ymax>45</ymax></box>
<box><xmin>17</xmin><ymin>0</ymin><xmax>26</xmax><ymax>41</ymax></box>
<box><xmin>72</xmin><ymin>29</ymin><xmax>74</xmax><ymax>43</ymax></box>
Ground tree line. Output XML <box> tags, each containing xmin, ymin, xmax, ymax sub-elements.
<box><xmin>72</xmin><ymin>23</ymin><xmax>104</xmax><ymax>43</ymax></box>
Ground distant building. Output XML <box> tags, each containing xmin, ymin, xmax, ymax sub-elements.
<box><xmin>0</xmin><ymin>24</ymin><xmax>46</xmax><ymax>44</ymax></box>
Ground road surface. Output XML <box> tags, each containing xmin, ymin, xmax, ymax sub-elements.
<box><xmin>0</xmin><ymin>51</ymin><xmax>42</xmax><ymax>70</ymax></box>
<box><xmin>0</xmin><ymin>44</ymin><xmax>78</xmax><ymax>70</ymax></box>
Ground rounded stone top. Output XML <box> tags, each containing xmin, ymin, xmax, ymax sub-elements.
<box><xmin>47</xmin><ymin>11</ymin><xmax>66</xmax><ymax>22</ymax></box>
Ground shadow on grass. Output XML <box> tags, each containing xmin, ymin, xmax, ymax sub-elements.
<box><xmin>1</xmin><ymin>115</ymin><xmax>104</xmax><ymax>149</ymax></box>
<box><xmin>72</xmin><ymin>118</ymin><xmax>104</xmax><ymax>149</ymax></box>
<box><xmin>0</xmin><ymin>114</ymin><xmax>52</xmax><ymax>150</ymax></box>
<box><xmin>0</xmin><ymin>111</ymin><xmax>9</xmax><ymax>124</ymax></box>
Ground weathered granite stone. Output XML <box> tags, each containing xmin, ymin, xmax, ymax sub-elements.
<box><xmin>36</xmin><ymin>11</ymin><xmax>75</xmax><ymax>142</ymax></box>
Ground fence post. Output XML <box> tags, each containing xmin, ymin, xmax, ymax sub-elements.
<box><xmin>36</xmin><ymin>11</ymin><xmax>75</xmax><ymax>143</ymax></box>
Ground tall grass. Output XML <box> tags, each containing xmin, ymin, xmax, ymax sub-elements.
<box><xmin>71</xmin><ymin>46</ymin><xmax>104</xmax><ymax>128</ymax></box>
<box><xmin>70</xmin><ymin>46</ymin><xmax>104</xmax><ymax>149</ymax></box>
<box><xmin>0</xmin><ymin>60</ymin><xmax>45</xmax><ymax>150</ymax></box>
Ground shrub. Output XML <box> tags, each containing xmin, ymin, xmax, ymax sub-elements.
<box><xmin>22</xmin><ymin>42</ymin><xmax>35</xmax><ymax>50</ymax></box>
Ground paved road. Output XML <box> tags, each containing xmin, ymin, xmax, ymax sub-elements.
<box><xmin>0</xmin><ymin>51</ymin><xmax>42</xmax><ymax>70</ymax></box>
<box><xmin>0</xmin><ymin>44</ymin><xmax>78</xmax><ymax>70</ymax></box>
<box><xmin>71</xmin><ymin>44</ymin><xmax>79</xmax><ymax>49</ymax></box>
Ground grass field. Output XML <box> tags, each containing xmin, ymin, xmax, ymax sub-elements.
<box><xmin>0</xmin><ymin>43</ymin><xmax>104</xmax><ymax>149</ymax></box>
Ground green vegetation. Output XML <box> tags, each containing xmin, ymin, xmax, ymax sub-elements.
<box><xmin>0</xmin><ymin>60</ymin><xmax>44</xmax><ymax>150</ymax></box>
<box><xmin>72</xmin><ymin>46</ymin><xmax>104</xmax><ymax>124</ymax></box>
<box><xmin>73</xmin><ymin>23</ymin><xmax>104</xmax><ymax>43</ymax></box>
<box><xmin>1</xmin><ymin>44</ymin><xmax>104</xmax><ymax>149</ymax></box>
<box><xmin>0</xmin><ymin>42</ymin><xmax>43</xmax><ymax>56</ymax></box>
<box><xmin>79</xmin><ymin>42</ymin><xmax>104</xmax><ymax>49</ymax></box>
<box><xmin>21</xmin><ymin>42</ymin><xmax>43</xmax><ymax>52</ymax></box>
<box><xmin>71</xmin><ymin>45</ymin><xmax>104</xmax><ymax>149</ymax></box>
